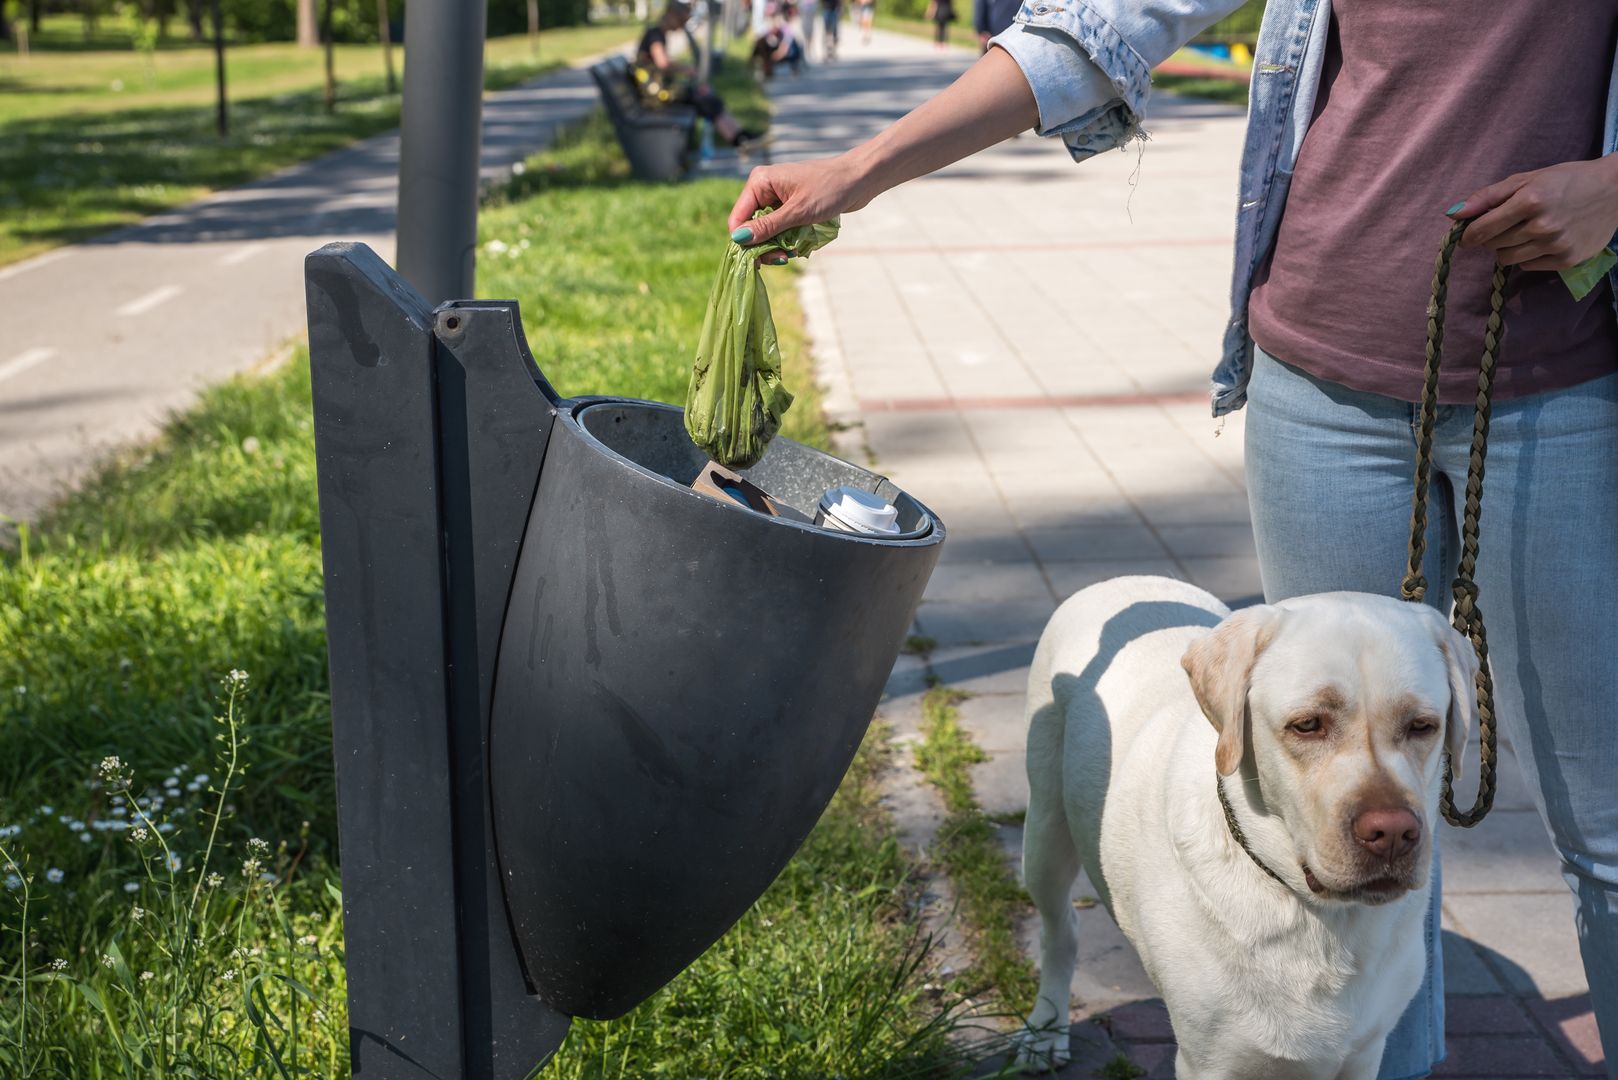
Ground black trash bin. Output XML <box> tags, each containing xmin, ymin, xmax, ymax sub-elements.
<box><xmin>305</xmin><ymin>242</ymin><xmax>945</xmax><ymax>1077</ymax></box>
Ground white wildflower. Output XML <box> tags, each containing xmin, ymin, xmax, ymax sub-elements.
<box><xmin>220</xmin><ymin>968</ymin><xmax>237</xmax><ymax>982</ymax></box>
<box><xmin>49</xmin><ymin>959</ymin><xmax>67</xmax><ymax>972</ymax></box>
<box><xmin>206</xmin><ymin>872</ymin><xmax>224</xmax><ymax>888</ymax></box>
<box><xmin>485</xmin><ymin>238</ymin><xmax>509</xmax><ymax>254</ymax></box>
<box><xmin>123</xmin><ymin>881</ymin><xmax>140</xmax><ymax>894</ymax></box>
<box><xmin>45</xmin><ymin>868</ymin><xmax>63</xmax><ymax>884</ymax></box>
<box><xmin>4</xmin><ymin>874</ymin><xmax>20</xmax><ymax>891</ymax></box>
<box><xmin>38</xmin><ymin>805</ymin><xmax>53</xmax><ymax>816</ymax></box>
<box><xmin>297</xmin><ymin>934</ymin><xmax>318</xmax><ymax>947</ymax></box>
<box><xmin>247</xmin><ymin>837</ymin><xmax>269</xmax><ymax>855</ymax></box>
<box><xmin>166</xmin><ymin>853</ymin><xmax>181</xmax><ymax>872</ymax></box>
<box><xmin>241</xmin><ymin>436</ymin><xmax>261</xmax><ymax>455</ymax></box>
<box><xmin>140</xmin><ymin>971</ymin><xmax>154</xmax><ymax>983</ymax></box>
<box><xmin>132</xmin><ymin>906</ymin><xmax>145</xmax><ymax>922</ymax></box>
<box><xmin>130</xmin><ymin>827</ymin><xmax>149</xmax><ymax>842</ymax></box>
<box><xmin>226</xmin><ymin>669</ymin><xmax>248</xmax><ymax>687</ymax></box>
<box><xmin>101</xmin><ymin>954</ymin><xmax>116</xmax><ymax>969</ymax></box>
<box><xmin>99</xmin><ymin>756</ymin><xmax>122</xmax><ymax>777</ymax></box>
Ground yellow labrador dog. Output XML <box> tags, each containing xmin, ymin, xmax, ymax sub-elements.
<box><xmin>1015</xmin><ymin>576</ymin><xmax>1476</xmax><ymax>1080</ymax></box>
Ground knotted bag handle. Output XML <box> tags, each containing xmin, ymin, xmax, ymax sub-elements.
<box><xmin>1401</xmin><ymin>219</ymin><xmax>1504</xmax><ymax>828</ymax></box>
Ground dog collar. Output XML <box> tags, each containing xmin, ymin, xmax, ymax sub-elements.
<box><xmin>1216</xmin><ymin>773</ymin><xmax>1291</xmax><ymax>889</ymax></box>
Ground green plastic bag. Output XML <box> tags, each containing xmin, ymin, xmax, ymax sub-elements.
<box><xmin>1559</xmin><ymin>246</ymin><xmax>1618</xmax><ymax>301</ymax></box>
<box><xmin>685</xmin><ymin>213</ymin><xmax>840</xmax><ymax>468</ymax></box>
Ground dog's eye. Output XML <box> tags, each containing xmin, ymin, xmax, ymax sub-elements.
<box><xmin>1287</xmin><ymin>715</ymin><xmax>1326</xmax><ymax>736</ymax></box>
<box><xmin>1408</xmin><ymin>717</ymin><xmax>1440</xmax><ymax>736</ymax></box>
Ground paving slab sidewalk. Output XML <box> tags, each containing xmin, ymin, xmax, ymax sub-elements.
<box><xmin>0</xmin><ymin>50</ymin><xmax>629</xmax><ymax>530</ymax></box>
<box><xmin>771</xmin><ymin>28</ymin><xmax>1604</xmax><ymax>1079</ymax></box>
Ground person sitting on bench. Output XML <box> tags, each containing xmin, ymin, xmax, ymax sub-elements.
<box><xmin>636</xmin><ymin>1</ymin><xmax>764</xmax><ymax>149</ymax></box>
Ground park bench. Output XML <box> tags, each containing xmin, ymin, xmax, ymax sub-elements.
<box><xmin>589</xmin><ymin>55</ymin><xmax>695</xmax><ymax>181</ymax></box>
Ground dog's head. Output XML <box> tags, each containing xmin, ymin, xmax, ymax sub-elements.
<box><xmin>1180</xmin><ymin>593</ymin><xmax>1477</xmax><ymax>904</ymax></box>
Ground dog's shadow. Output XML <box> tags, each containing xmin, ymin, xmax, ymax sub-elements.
<box><xmin>995</xmin><ymin>935</ymin><xmax>1593</xmax><ymax>1079</ymax></box>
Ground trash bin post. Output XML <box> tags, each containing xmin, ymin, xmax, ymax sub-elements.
<box><xmin>305</xmin><ymin>243</ymin><xmax>571</xmax><ymax>1078</ymax></box>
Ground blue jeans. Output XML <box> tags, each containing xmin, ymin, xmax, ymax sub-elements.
<box><xmin>1244</xmin><ymin>346</ymin><xmax>1618</xmax><ymax>1080</ymax></box>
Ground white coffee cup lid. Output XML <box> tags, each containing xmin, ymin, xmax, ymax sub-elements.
<box><xmin>818</xmin><ymin>486</ymin><xmax>901</xmax><ymax>534</ymax></box>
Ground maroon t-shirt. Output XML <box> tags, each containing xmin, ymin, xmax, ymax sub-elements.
<box><xmin>1248</xmin><ymin>1</ymin><xmax>1618</xmax><ymax>404</ymax></box>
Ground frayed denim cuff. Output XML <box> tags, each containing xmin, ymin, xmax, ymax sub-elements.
<box><xmin>990</xmin><ymin>23</ymin><xmax>1115</xmax><ymax>140</ymax></box>
<box><xmin>991</xmin><ymin>0</ymin><xmax>1151</xmax><ymax>160</ymax></box>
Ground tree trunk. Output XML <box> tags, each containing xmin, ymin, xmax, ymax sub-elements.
<box><xmin>322</xmin><ymin>0</ymin><xmax>336</xmax><ymax>113</ymax></box>
<box><xmin>376</xmin><ymin>0</ymin><xmax>396</xmax><ymax>93</ymax></box>
<box><xmin>296</xmin><ymin>0</ymin><xmax>318</xmax><ymax>47</ymax></box>
<box><xmin>157</xmin><ymin>0</ymin><xmax>170</xmax><ymax>41</ymax></box>
<box><xmin>211</xmin><ymin>0</ymin><xmax>227</xmax><ymax>136</ymax></box>
<box><xmin>1</xmin><ymin>2</ymin><xmax>12</xmax><ymax>42</ymax></box>
<box><xmin>84</xmin><ymin>0</ymin><xmax>98</xmax><ymax>42</ymax></box>
<box><xmin>186</xmin><ymin>0</ymin><xmax>203</xmax><ymax>39</ymax></box>
<box><xmin>29</xmin><ymin>0</ymin><xmax>41</xmax><ymax>35</ymax></box>
<box><xmin>527</xmin><ymin>0</ymin><xmax>540</xmax><ymax>57</ymax></box>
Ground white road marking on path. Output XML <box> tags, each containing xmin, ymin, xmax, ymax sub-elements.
<box><xmin>218</xmin><ymin>242</ymin><xmax>267</xmax><ymax>267</ymax></box>
<box><xmin>0</xmin><ymin>249</ymin><xmax>72</xmax><ymax>284</ymax></box>
<box><xmin>0</xmin><ymin>347</ymin><xmax>57</xmax><ymax>386</ymax></box>
<box><xmin>116</xmin><ymin>284</ymin><xmax>183</xmax><ymax>317</ymax></box>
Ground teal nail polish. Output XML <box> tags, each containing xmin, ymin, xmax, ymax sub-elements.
<box><xmin>731</xmin><ymin>226</ymin><xmax>754</xmax><ymax>243</ymax></box>
<box><xmin>1446</xmin><ymin>201</ymin><xmax>1466</xmax><ymax>216</ymax></box>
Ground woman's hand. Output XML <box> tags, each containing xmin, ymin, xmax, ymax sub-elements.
<box><xmin>725</xmin><ymin>45</ymin><xmax>1039</xmax><ymax>261</ymax></box>
<box><xmin>1454</xmin><ymin>156</ymin><xmax>1618</xmax><ymax>270</ymax></box>
<box><xmin>729</xmin><ymin>154</ymin><xmax>875</xmax><ymax>257</ymax></box>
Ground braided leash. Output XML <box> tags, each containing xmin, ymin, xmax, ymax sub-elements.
<box><xmin>1401</xmin><ymin>219</ymin><xmax>1503</xmax><ymax>828</ymax></box>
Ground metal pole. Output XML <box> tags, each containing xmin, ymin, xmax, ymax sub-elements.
<box><xmin>396</xmin><ymin>0</ymin><xmax>488</xmax><ymax>305</ymax></box>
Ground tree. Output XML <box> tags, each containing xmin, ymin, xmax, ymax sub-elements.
<box><xmin>1</xmin><ymin>1</ymin><xmax>11</xmax><ymax>42</ymax></box>
<box><xmin>211</xmin><ymin>0</ymin><xmax>227</xmax><ymax>136</ymax></box>
<box><xmin>186</xmin><ymin>0</ymin><xmax>204</xmax><ymax>39</ymax></box>
<box><xmin>376</xmin><ymin>0</ymin><xmax>396</xmax><ymax>93</ymax></box>
<box><xmin>322</xmin><ymin>0</ymin><xmax>335</xmax><ymax>112</ymax></box>
<box><xmin>528</xmin><ymin>0</ymin><xmax>540</xmax><ymax>57</ymax></box>
<box><xmin>296</xmin><ymin>0</ymin><xmax>317</xmax><ymax>45</ymax></box>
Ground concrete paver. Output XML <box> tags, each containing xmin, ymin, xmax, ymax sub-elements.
<box><xmin>776</xmin><ymin>28</ymin><xmax>1602</xmax><ymax>1078</ymax></box>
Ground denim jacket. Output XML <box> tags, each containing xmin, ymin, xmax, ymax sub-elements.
<box><xmin>990</xmin><ymin>0</ymin><xmax>1618</xmax><ymax>415</ymax></box>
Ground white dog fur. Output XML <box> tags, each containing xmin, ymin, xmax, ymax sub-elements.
<box><xmin>1015</xmin><ymin>576</ymin><xmax>1478</xmax><ymax>1080</ymax></box>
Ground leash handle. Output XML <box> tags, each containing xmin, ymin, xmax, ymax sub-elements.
<box><xmin>1401</xmin><ymin>219</ymin><xmax>1503</xmax><ymax>828</ymax></box>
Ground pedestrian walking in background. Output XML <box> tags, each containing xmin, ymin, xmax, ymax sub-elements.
<box><xmin>974</xmin><ymin>0</ymin><xmax>1016</xmax><ymax>52</ymax></box>
<box><xmin>856</xmin><ymin>0</ymin><xmax>875</xmax><ymax>44</ymax></box>
<box><xmin>923</xmin><ymin>0</ymin><xmax>954</xmax><ymax>49</ymax></box>
<box><xmin>799</xmin><ymin>0</ymin><xmax>821</xmax><ymax>61</ymax></box>
<box><xmin>729</xmin><ymin>2</ymin><xmax>1618</xmax><ymax>1076</ymax></box>
<box><xmin>822</xmin><ymin>0</ymin><xmax>844</xmax><ymax>60</ymax></box>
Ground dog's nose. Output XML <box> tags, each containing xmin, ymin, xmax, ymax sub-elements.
<box><xmin>1352</xmin><ymin>808</ymin><xmax>1421</xmax><ymax>860</ymax></box>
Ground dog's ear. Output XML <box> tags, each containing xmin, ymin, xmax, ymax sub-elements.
<box><xmin>1417</xmin><ymin>607</ymin><xmax>1480</xmax><ymax>780</ymax></box>
<box><xmin>1181</xmin><ymin>606</ymin><xmax>1280</xmax><ymax>777</ymax></box>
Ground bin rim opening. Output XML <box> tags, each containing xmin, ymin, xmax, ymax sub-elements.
<box><xmin>564</xmin><ymin>397</ymin><xmax>939</xmax><ymax>544</ymax></box>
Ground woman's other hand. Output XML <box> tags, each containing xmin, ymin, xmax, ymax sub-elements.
<box><xmin>1454</xmin><ymin>156</ymin><xmax>1618</xmax><ymax>270</ymax></box>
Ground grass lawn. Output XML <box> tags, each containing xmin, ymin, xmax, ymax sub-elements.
<box><xmin>0</xmin><ymin>19</ymin><xmax>635</xmax><ymax>267</ymax></box>
<box><xmin>879</xmin><ymin>19</ymin><xmax>1251</xmax><ymax>107</ymax></box>
<box><xmin>0</xmin><ymin>59</ymin><xmax>986</xmax><ymax>1078</ymax></box>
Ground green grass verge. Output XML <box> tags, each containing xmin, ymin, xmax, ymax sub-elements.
<box><xmin>0</xmin><ymin>22</ymin><xmax>635</xmax><ymax>267</ymax></box>
<box><xmin>0</xmin><ymin>57</ymin><xmax>978</xmax><ymax>1077</ymax></box>
<box><xmin>913</xmin><ymin>688</ymin><xmax>1037</xmax><ymax>1012</ymax></box>
<box><xmin>1150</xmin><ymin>71</ymin><xmax>1250</xmax><ymax>106</ymax></box>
